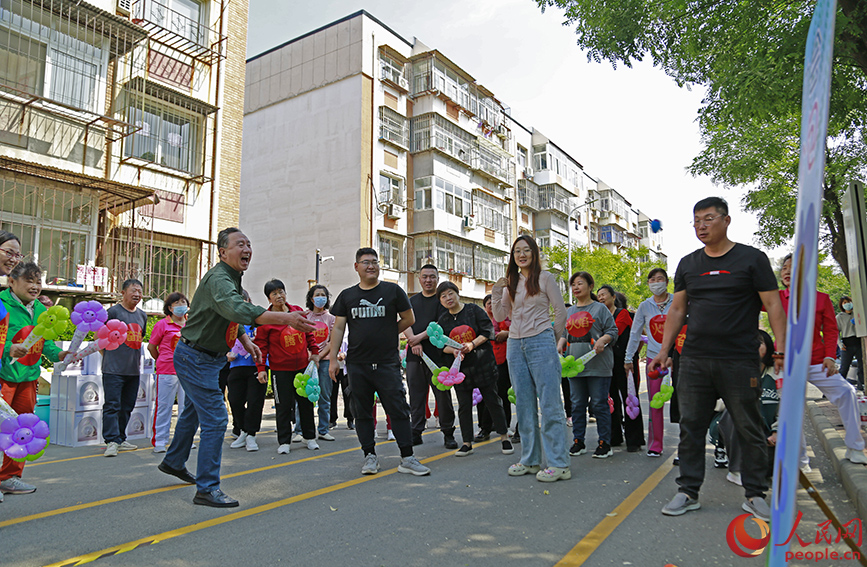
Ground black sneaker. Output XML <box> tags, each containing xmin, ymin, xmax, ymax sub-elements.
<box><xmin>347</xmin><ymin>420</ymin><xmax>355</xmax><ymax>430</ymax></box>
<box><xmin>474</xmin><ymin>431</ymin><xmax>490</xmax><ymax>442</ymax></box>
<box><xmin>714</xmin><ymin>447</ymin><xmax>728</xmax><ymax>468</ymax></box>
<box><xmin>502</xmin><ymin>440</ymin><xmax>514</xmax><ymax>455</ymax></box>
<box><xmin>455</xmin><ymin>444</ymin><xmax>474</xmax><ymax>457</ymax></box>
<box><xmin>443</xmin><ymin>435</ymin><xmax>458</xmax><ymax>449</ymax></box>
<box><xmin>593</xmin><ymin>441</ymin><xmax>613</xmax><ymax>459</ymax></box>
<box><xmin>511</xmin><ymin>431</ymin><xmax>521</xmax><ymax>443</ymax></box>
<box><xmin>569</xmin><ymin>440</ymin><xmax>586</xmax><ymax>456</ymax></box>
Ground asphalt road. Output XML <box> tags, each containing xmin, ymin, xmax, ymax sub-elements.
<box><xmin>1</xmin><ymin>386</ymin><xmax>861</xmax><ymax>567</ymax></box>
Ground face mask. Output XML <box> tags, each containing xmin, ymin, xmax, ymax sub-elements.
<box><xmin>648</xmin><ymin>282</ymin><xmax>668</xmax><ymax>296</ymax></box>
<box><xmin>843</xmin><ymin>302</ymin><xmax>854</xmax><ymax>312</ymax></box>
<box><xmin>313</xmin><ymin>296</ymin><xmax>327</xmax><ymax>309</ymax></box>
<box><xmin>173</xmin><ymin>305</ymin><xmax>189</xmax><ymax>317</ymax></box>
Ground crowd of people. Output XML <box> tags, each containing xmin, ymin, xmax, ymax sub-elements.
<box><xmin>0</xmin><ymin>195</ymin><xmax>865</xmax><ymax>520</ymax></box>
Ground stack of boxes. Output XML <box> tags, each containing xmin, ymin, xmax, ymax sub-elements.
<box><xmin>49</xmin><ymin>343</ymin><xmax>155</xmax><ymax>447</ymax></box>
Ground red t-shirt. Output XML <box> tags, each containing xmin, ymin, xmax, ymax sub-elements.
<box><xmin>779</xmin><ymin>289</ymin><xmax>837</xmax><ymax>365</ymax></box>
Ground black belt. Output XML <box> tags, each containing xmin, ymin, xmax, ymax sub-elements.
<box><xmin>180</xmin><ymin>336</ymin><xmax>220</xmax><ymax>358</ymax></box>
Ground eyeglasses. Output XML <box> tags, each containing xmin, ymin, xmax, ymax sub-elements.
<box><xmin>0</xmin><ymin>248</ymin><xmax>23</xmax><ymax>261</ymax></box>
<box><xmin>692</xmin><ymin>214</ymin><xmax>723</xmax><ymax>227</ymax></box>
<box><xmin>359</xmin><ymin>260</ymin><xmax>380</xmax><ymax>266</ymax></box>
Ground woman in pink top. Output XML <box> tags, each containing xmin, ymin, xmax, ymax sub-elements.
<box><xmin>306</xmin><ymin>285</ymin><xmax>336</xmax><ymax>440</ymax></box>
<box><xmin>148</xmin><ymin>292</ymin><xmax>188</xmax><ymax>453</ymax></box>
<box><xmin>492</xmin><ymin>235</ymin><xmax>569</xmax><ymax>482</ymax></box>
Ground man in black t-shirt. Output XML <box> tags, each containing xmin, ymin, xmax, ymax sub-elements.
<box><xmin>329</xmin><ymin>248</ymin><xmax>430</xmax><ymax>477</ymax></box>
<box><xmin>403</xmin><ymin>265</ymin><xmax>457</xmax><ymax>448</ymax></box>
<box><xmin>650</xmin><ymin>197</ymin><xmax>787</xmax><ymax>522</ymax></box>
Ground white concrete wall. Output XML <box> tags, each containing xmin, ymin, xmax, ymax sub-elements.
<box><xmin>240</xmin><ymin>75</ymin><xmax>364</xmax><ymax>306</ymax></box>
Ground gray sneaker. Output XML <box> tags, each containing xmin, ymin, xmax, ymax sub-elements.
<box><xmin>398</xmin><ymin>455</ymin><xmax>431</xmax><ymax>476</ymax></box>
<box><xmin>118</xmin><ymin>441</ymin><xmax>137</xmax><ymax>451</ymax></box>
<box><xmin>742</xmin><ymin>497</ymin><xmax>770</xmax><ymax>521</ymax></box>
<box><xmin>361</xmin><ymin>454</ymin><xmax>380</xmax><ymax>475</ymax></box>
<box><xmin>0</xmin><ymin>477</ymin><xmax>36</xmax><ymax>494</ymax></box>
<box><xmin>661</xmin><ymin>492</ymin><xmax>700</xmax><ymax>516</ymax></box>
<box><xmin>104</xmin><ymin>442</ymin><xmax>119</xmax><ymax>457</ymax></box>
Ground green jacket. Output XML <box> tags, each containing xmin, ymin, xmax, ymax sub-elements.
<box><xmin>0</xmin><ymin>288</ymin><xmax>62</xmax><ymax>383</ymax></box>
<box><xmin>181</xmin><ymin>261</ymin><xmax>266</xmax><ymax>354</ymax></box>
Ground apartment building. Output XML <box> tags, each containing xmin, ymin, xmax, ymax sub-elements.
<box><xmin>0</xmin><ymin>0</ymin><xmax>247</xmax><ymax>306</ymax></box>
<box><xmin>240</xmin><ymin>10</ymin><xmax>663</xmax><ymax>301</ymax></box>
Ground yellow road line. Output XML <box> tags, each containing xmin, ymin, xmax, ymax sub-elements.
<box><xmin>555</xmin><ymin>454</ymin><xmax>676</xmax><ymax>566</ymax></box>
<box><xmin>3</xmin><ymin>429</ymin><xmax>437</xmax><ymax>529</ymax></box>
<box><xmin>43</xmin><ymin>439</ymin><xmax>497</xmax><ymax>567</ymax></box>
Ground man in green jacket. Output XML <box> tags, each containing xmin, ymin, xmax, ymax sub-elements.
<box><xmin>0</xmin><ymin>262</ymin><xmax>68</xmax><ymax>498</ymax></box>
<box><xmin>158</xmin><ymin>227</ymin><xmax>314</xmax><ymax>508</ymax></box>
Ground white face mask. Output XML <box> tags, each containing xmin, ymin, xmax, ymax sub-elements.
<box><xmin>843</xmin><ymin>302</ymin><xmax>854</xmax><ymax>312</ymax></box>
<box><xmin>648</xmin><ymin>282</ymin><xmax>668</xmax><ymax>296</ymax></box>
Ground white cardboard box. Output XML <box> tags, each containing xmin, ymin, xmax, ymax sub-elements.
<box><xmin>72</xmin><ymin>411</ymin><xmax>102</xmax><ymax>446</ymax></box>
<box><xmin>125</xmin><ymin>407</ymin><xmax>149</xmax><ymax>440</ymax></box>
<box><xmin>135</xmin><ymin>374</ymin><xmax>152</xmax><ymax>407</ymax></box>
<box><xmin>50</xmin><ymin>374</ymin><xmax>103</xmax><ymax>412</ymax></box>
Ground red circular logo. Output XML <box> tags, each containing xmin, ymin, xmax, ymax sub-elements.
<box><xmin>649</xmin><ymin>314</ymin><xmax>666</xmax><ymax>343</ymax></box>
<box><xmin>449</xmin><ymin>324</ymin><xmax>476</xmax><ymax>345</ymax></box>
<box><xmin>566</xmin><ymin>311</ymin><xmax>594</xmax><ymax>338</ymax></box>
<box><xmin>725</xmin><ymin>513</ymin><xmax>769</xmax><ymax>557</ymax></box>
<box><xmin>311</xmin><ymin>321</ymin><xmax>329</xmax><ymax>344</ymax></box>
<box><xmin>225</xmin><ymin>322</ymin><xmax>239</xmax><ymax>348</ymax></box>
<box><xmin>280</xmin><ymin>326</ymin><xmax>306</xmax><ymax>353</ymax></box>
<box><xmin>125</xmin><ymin>323</ymin><xmax>143</xmax><ymax>349</ymax></box>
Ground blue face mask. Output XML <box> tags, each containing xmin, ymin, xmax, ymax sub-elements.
<box><xmin>843</xmin><ymin>302</ymin><xmax>854</xmax><ymax>312</ymax></box>
<box><xmin>173</xmin><ymin>305</ymin><xmax>189</xmax><ymax>317</ymax></box>
<box><xmin>313</xmin><ymin>296</ymin><xmax>327</xmax><ymax>309</ymax></box>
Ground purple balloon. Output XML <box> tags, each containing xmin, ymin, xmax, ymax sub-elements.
<box><xmin>626</xmin><ymin>406</ymin><xmax>640</xmax><ymax>420</ymax></box>
<box><xmin>472</xmin><ymin>388</ymin><xmax>483</xmax><ymax>406</ymax></box>
<box><xmin>70</xmin><ymin>300</ymin><xmax>107</xmax><ymax>333</ymax></box>
<box><xmin>0</xmin><ymin>413</ymin><xmax>50</xmax><ymax>461</ymax></box>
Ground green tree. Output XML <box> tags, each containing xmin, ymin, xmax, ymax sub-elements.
<box><xmin>544</xmin><ymin>243</ymin><xmax>667</xmax><ymax>307</ymax></box>
<box><xmin>535</xmin><ymin>0</ymin><xmax>867</xmax><ymax>279</ymax></box>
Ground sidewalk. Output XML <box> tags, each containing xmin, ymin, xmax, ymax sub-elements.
<box><xmin>806</xmin><ymin>386</ymin><xmax>867</xmax><ymax>520</ymax></box>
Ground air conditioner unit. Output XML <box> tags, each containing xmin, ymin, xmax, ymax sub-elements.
<box><xmin>399</xmin><ymin>76</ymin><xmax>409</xmax><ymax>90</ymax></box>
<box><xmin>523</xmin><ymin>167</ymin><xmax>533</xmax><ymax>179</ymax></box>
<box><xmin>386</xmin><ymin>203</ymin><xmax>402</xmax><ymax>219</ymax></box>
<box><xmin>117</xmin><ymin>0</ymin><xmax>132</xmax><ymax>16</ymax></box>
<box><xmin>463</xmin><ymin>215</ymin><xmax>475</xmax><ymax>229</ymax></box>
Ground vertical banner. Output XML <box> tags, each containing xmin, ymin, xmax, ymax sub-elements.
<box><xmin>841</xmin><ymin>181</ymin><xmax>867</xmax><ymax>336</ymax></box>
<box><xmin>769</xmin><ymin>1</ymin><xmax>837</xmax><ymax>565</ymax></box>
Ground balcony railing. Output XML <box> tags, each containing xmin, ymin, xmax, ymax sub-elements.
<box><xmin>517</xmin><ymin>179</ymin><xmax>539</xmax><ymax>210</ymax></box>
<box><xmin>132</xmin><ymin>0</ymin><xmax>226</xmax><ymax>64</ymax></box>
<box><xmin>379</xmin><ymin>107</ymin><xmax>408</xmax><ymax>150</ymax></box>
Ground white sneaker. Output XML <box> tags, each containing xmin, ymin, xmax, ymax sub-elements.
<box><xmin>800</xmin><ymin>463</ymin><xmax>812</xmax><ymax>473</ymax></box>
<box><xmin>726</xmin><ymin>472</ymin><xmax>742</xmax><ymax>486</ymax></box>
<box><xmin>230</xmin><ymin>432</ymin><xmax>248</xmax><ymax>449</ymax></box>
<box><xmin>277</xmin><ymin>444</ymin><xmax>291</xmax><ymax>454</ymax></box>
<box><xmin>153</xmin><ymin>445</ymin><xmax>166</xmax><ymax>453</ymax></box>
<box><xmin>245</xmin><ymin>435</ymin><xmax>259</xmax><ymax>452</ymax></box>
<box><xmin>104</xmin><ymin>442</ymin><xmax>119</xmax><ymax>457</ymax></box>
<box><xmin>191</xmin><ymin>443</ymin><xmax>197</xmax><ymax>449</ymax></box>
<box><xmin>387</xmin><ymin>430</ymin><xmax>395</xmax><ymax>441</ymax></box>
<box><xmin>118</xmin><ymin>441</ymin><xmax>137</xmax><ymax>451</ymax></box>
<box><xmin>374</xmin><ymin>429</ymin><xmax>382</xmax><ymax>439</ymax></box>
<box><xmin>846</xmin><ymin>448</ymin><xmax>867</xmax><ymax>464</ymax></box>
<box><xmin>292</xmin><ymin>433</ymin><xmax>303</xmax><ymax>443</ymax></box>
<box><xmin>306</xmin><ymin>439</ymin><xmax>320</xmax><ymax>451</ymax></box>
<box><xmin>318</xmin><ymin>433</ymin><xmax>336</xmax><ymax>441</ymax></box>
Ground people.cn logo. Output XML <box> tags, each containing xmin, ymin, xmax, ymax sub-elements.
<box><xmin>726</xmin><ymin>513</ymin><xmax>770</xmax><ymax>557</ymax></box>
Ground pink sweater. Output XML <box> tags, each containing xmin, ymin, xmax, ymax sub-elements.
<box><xmin>150</xmin><ymin>317</ymin><xmax>184</xmax><ymax>375</ymax></box>
<box><xmin>492</xmin><ymin>270</ymin><xmax>566</xmax><ymax>340</ymax></box>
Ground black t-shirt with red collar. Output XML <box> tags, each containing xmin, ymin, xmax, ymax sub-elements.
<box><xmin>673</xmin><ymin>243</ymin><xmax>777</xmax><ymax>358</ymax></box>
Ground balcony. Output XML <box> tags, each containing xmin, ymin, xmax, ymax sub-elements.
<box><xmin>378</xmin><ymin>107</ymin><xmax>408</xmax><ymax>151</ymax></box>
<box><xmin>132</xmin><ymin>0</ymin><xmax>226</xmax><ymax>64</ymax></box>
<box><xmin>472</xmin><ymin>136</ymin><xmax>514</xmax><ymax>187</ymax></box>
<box><xmin>517</xmin><ymin>179</ymin><xmax>539</xmax><ymax>211</ymax></box>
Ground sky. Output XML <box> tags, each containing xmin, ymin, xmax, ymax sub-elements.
<box><xmin>245</xmin><ymin>0</ymin><xmax>778</xmax><ymax>271</ymax></box>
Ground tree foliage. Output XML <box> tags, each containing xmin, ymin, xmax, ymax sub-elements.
<box><xmin>544</xmin><ymin>243</ymin><xmax>667</xmax><ymax>307</ymax></box>
<box><xmin>535</xmin><ymin>0</ymin><xmax>867</xmax><ymax>279</ymax></box>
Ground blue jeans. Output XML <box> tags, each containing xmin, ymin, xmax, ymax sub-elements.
<box><xmin>102</xmin><ymin>373</ymin><xmax>139</xmax><ymax>444</ymax></box>
<box><xmin>506</xmin><ymin>328</ymin><xmax>569</xmax><ymax>469</ymax></box>
<box><xmin>569</xmin><ymin>375</ymin><xmax>612</xmax><ymax>444</ymax></box>
<box><xmin>162</xmin><ymin>341</ymin><xmax>229</xmax><ymax>493</ymax></box>
<box><xmin>317</xmin><ymin>360</ymin><xmax>333</xmax><ymax>435</ymax></box>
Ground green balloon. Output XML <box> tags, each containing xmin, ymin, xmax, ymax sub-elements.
<box><xmin>296</xmin><ymin>387</ymin><xmax>307</xmax><ymax>397</ymax></box>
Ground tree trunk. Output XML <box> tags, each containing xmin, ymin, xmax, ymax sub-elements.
<box><xmin>822</xmin><ymin>180</ymin><xmax>850</xmax><ymax>281</ymax></box>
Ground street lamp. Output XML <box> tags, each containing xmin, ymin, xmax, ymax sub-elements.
<box><xmin>315</xmin><ymin>249</ymin><xmax>334</xmax><ymax>283</ymax></box>
<box><xmin>567</xmin><ymin>198</ymin><xmax>599</xmax><ymax>280</ymax></box>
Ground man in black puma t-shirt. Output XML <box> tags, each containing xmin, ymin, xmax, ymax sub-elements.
<box><xmin>329</xmin><ymin>248</ymin><xmax>430</xmax><ymax>477</ymax></box>
<box><xmin>650</xmin><ymin>197</ymin><xmax>787</xmax><ymax>522</ymax></box>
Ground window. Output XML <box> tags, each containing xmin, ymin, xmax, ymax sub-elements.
<box><xmin>0</xmin><ymin>176</ymin><xmax>96</xmax><ymax>286</ymax></box>
<box><xmin>380</xmin><ymin>52</ymin><xmax>406</xmax><ymax>86</ymax></box>
<box><xmin>410</xmin><ymin>113</ymin><xmax>474</xmax><ymax>165</ymax></box>
<box><xmin>138</xmin><ymin>0</ymin><xmax>207</xmax><ymax>46</ymax></box>
<box><xmin>517</xmin><ymin>146</ymin><xmax>527</xmax><ymax>169</ymax></box>
<box><xmin>473</xmin><ymin>189</ymin><xmax>511</xmax><ymax>240</ymax></box>
<box><xmin>0</xmin><ymin>3</ymin><xmax>105</xmax><ymax>112</ymax></box>
<box><xmin>414</xmin><ymin>234</ymin><xmax>473</xmax><ymax>275</ymax></box>
<box><xmin>124</xmin><ymin>93</ymin><xmax>204</xmax><ymax>175</ymax></box>
<box><xmin>379</xmin><ymin>174</ymin><xmax>404</xmax><ymax>206</ymax></box>
<box><xmin>474</xmin><ymin>246</ymin><xmax>507</xmax><ymax>282</ymax></box>
<box><xmin>379</xmin><ymin>106</ymin><xmax>408</xmax><ymax>148</ymax></box>
<box><xmin>414</xmin><ymin>177</ymin><xmax>432</xmax><ymax>210</ymax></box>
<box><xmin>434</xmin><ymin>177</ymin><xmax>470</xmax><ymax>217</ymax></box>
<box><xmin>533</xmin><ymin>146</ymin><xmax>548</xmax><ymax>171</ymax></box>
<box><xmin>376</xmin><ymin>232</ymin><xmax>404</xmax><ymax>271</ymax></box>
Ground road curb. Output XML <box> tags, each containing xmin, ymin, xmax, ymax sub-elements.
<box><xmin>806</xmin><ymin>400</ymin><xmax>867</xmax><ymax>521</ymax></box>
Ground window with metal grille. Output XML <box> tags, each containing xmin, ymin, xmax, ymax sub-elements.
<box><xmin>124</xmin><ymin>93</ymin><xmax>204</xmax><ymax>175</ymax></box>
<box><xmin>376</xmin><ymin>232</ymin><xmax>403</xmax><ymax>272</ymax></box>
<box><xmin>378</xmin><ymin>106</ymin><xmax>407</xmax><ymax>149</ymax></box>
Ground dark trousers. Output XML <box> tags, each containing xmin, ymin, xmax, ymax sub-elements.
<box><xmin>478</xmin><ymin>361</ymin><xmax>512</xmax><ymax>433</ymax></box>
<box><xmin>406</xmin><ymin>360</ymin><xmax>455</xmax><ymax>436</ymax></box>
<box><xmin>272</xmin><ymin>370</ymin><xmax>316</xmax><ymax>443</ymax></box>
<box><xmin>226</xmin><ymin>366</ymin><xmax>267</xmax><ymax>435</ymax></box>
<box><xmin>330</xmin><ymin>368</ymin><xmax>353</xmax><ymax>424</ymax></box>
<box><xmin>347</xmin><ymin>362</ymin><xmax>413</xmax><ymax>457</ymax></box>
<box><xmin>102</xmin><ymin>373</ymin><xmax>140</xmax><ymax>444</ymax></box>
<box><xmin>677</xmin><ymin>357</ymin><xmax>767</xmax><ymax>500</ymax></box>
<box><xmin>718</xmin><ymin>409</ymin><xmax>775</xmax><ymax>478</ymax></box>
<box><xmin>609</xmin><ymin>364</ymin><xmax>646</xmax><ymax>447</ymax></box>
<box><xmin>459</xmin><ymin>382</ymin><xmax>507</xmax><ymax>444</ymax></box>
<box><xmin>841</xmin><ymin>337</ymin><xmax>864</xmax><ymax>390</ymax></box>
<box><xmin>561</xmin><ymin>377</ymin><xmax>572</xmax><ymax>418</ymax></box>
